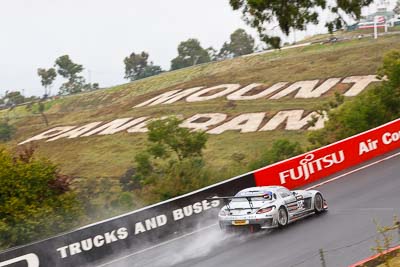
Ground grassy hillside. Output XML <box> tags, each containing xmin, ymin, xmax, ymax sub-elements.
<box><xmin>3</xmin><ymin>34</ymin><xmax>400</xmax><ymax>180</ymax></box>
<box><xmin>299</xmin><ymin>26</ymin><xmax>400</xmax><ymax>44</ymax></box>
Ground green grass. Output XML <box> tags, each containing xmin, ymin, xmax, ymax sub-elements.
<box><xmin>376</xmin><ymin>257</ymin><xmax>400</xmax><ymax>267</ymax></box>
<box><xmin>3</xmin><ymin>34</ymin><xmax>400</xmax><ymax>179</ymax></box>
<box><xmin>374</xmin><ymin>250</ymin><xmax>400</xmax><ymax>267</ymax></box>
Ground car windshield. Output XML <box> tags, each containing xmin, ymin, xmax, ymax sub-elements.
<box><xmin>231</xmin><ymin>190</ymin><xmax>272</xmax><ymax>202</ymax></box>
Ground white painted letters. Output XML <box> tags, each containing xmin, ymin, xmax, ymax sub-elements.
<box><xmin>180</xmin><ymin>113</ymin><xmax>227</xmax><ymax>131</ymax></box>
<box><xmin>134</xmin><ymin>87</ymin><xmax>204</xmax><ymax>107</ymax></box>
<box><xmin>18</xmin><ymin>126</ymin><xmax>76</xmax><ymax>145</ymax></box>
<box><xmin>186</xmin><ymin>84</ymin><xmax>241</xmax><ymax>102</ymax></box>
<box><xmin>47</xmin><ymin>122</ymin><xmax>103</xmax><ymax>141</ymax></box>
<box><xmin>207</xmin><ymin>113</ymin><xmax>265</xmax><ymax>134</ymax></box>
<box><xmin>343</xmin><ymin>75</ymin><xmax>380</xmax><ymax>96</ymax></box>
<box><xmin>227</xmin><ymin>82</ymin><xmax>287</xmax><ymax>100</ymax></box>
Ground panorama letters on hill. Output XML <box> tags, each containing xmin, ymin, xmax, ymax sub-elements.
<box><xmin>20</xmin><ymin>75</ymin><xmax>380</xmax><ymax>145</ymax></box>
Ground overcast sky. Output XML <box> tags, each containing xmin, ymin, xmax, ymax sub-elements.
<box><xmin>0</xmin><ymin>0</ymin><xmax>392</xmax><ymax>97</ymax></box>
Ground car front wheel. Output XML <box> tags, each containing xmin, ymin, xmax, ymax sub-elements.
<box><xmin>314</xmin><ymin>193</ymin><xmax>324</xmax><ymax>213</ymax></box>
<box><xmin>277</xmin><ymin>207</ymin><xmax>288</xmax><ymax>227</ymax></box>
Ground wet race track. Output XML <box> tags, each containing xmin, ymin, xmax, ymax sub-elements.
<box><xmin>98</xmin><ymin>150</ymin><xmax>400</xmax><ymax>267</ymax></box>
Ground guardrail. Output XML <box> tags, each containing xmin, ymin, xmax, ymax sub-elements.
<box><xmin>0</xmin><ymin>118</ymin><xmax>399</xmax><ymax>267</ymax></box>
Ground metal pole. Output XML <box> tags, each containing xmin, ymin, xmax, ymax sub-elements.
<box><xmin>374</xmin><ymin>17</ymin><xmax>378</xmax><ymax>39</ymax></box>
<box><xmin>319</xmin><ymin>249</ymin><xmax>327</xmax><ymax>267</ymax></box>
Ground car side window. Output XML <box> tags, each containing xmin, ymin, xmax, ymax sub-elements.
<box><xmin>278</xmin><ymin>188</ymin><xmax>291</xmax><ymax>198</ymax></box>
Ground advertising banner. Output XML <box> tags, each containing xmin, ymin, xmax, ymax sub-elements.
<box><xmin>254</xmin><ymin>118</ymin><xmax>400</xmax><ymax>188</ymax></box>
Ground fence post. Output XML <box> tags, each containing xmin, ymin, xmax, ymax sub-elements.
<box><xmin>319</xmin><ymin>248</ymin><xmax>327</xmax><ymax>267</ymax></box>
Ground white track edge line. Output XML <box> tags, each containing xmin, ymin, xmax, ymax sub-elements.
<box><xmin>305</xmin><ymin>152</ymin><xmax>400</xmax><ymax>190</ymax></box>
<box><xmin>97</xmin><ymin>151</ymin><xmax>400</xmax><ymax>266</ymax></box>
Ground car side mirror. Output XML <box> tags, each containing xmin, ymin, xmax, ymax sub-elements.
<box><xmin>292</xmin><ymin>192</ymin><xmax>296</xmax><ymax>196</ymax></box>
<box><xmin>273</xmin><ymin>193</ymin><xmax>277</xmax><ymax>199</ymax></box>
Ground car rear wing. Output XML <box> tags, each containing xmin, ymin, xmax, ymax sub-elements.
<box><xmin>206</xmin><ymin>195</ymin><xmax>269</xmax><ymax>211</ymax></box>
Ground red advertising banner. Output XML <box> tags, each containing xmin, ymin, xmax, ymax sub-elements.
<box><xmin>254</xmin><ymin>118</ymin><xmax>400</xmax><ymax>189</ymax></box>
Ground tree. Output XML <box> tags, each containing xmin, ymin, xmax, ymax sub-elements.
<box><xmin>170</xmin><ymin>39</ymin><xmax>212</xmax><ymax>70</ymax></box>
<box><xmin>54</xmin><ymin>55</ymin><xmax>86</xmax><ymax>95</ymax></box>
<box><xmin>206</xmin><ymin>47</ymin><xmax>219</xmax><ymax>61</ymax></box>
<box><xmin>4</xmin><ymin>91</ymin><xmax>25</xmax><ymax>106</ymax></box>
<box><xmin>55</xmin><ymin>55</ymin><xmax>83</xmax><ymax>80</ymax></box>
<box><xmin>146</xmin><ymin>117</ymin><xmax>208</xmax><ymax>161</ymax></box>
<box><xmin>37</xmin><ymin>68</ymin><xmax>57</xmax><ymax>96</ymax></box>
<box><xmin>394</xmin><ymin>1</ymin><xmax>400</xmax><ymax>15</ymax></box>
<box><xmin>125</xmin><ymin>117</ymin><xmax>209</xmax><ymax>201</ymax></box>
<box><xmin>218</xmin><ymin>42</ymin><xmax>233</xmax><ymax>60</ymax></box>
<box><xmin>219</xmin><ymin>28</ymin><xmax>255</xmax><ymax>58</ymax></box>
<box><xmin>25</xmin><ymin>99</ymin><xmax>50</xmax><ymax>126</ymax></box>
<box><xmin>35</xmin><ymin>68</ymin><xmax>56</xmax><ymax>126</ymax></box>
<box><xmin>59</xmin><ymin>78</ymin><xmax>86</xmax><ymax>95</ymax></box>
<box><xmin>38</xmin><ymin>102</ymin><xmax>49</xmax><ymax>126</ymax></box>
<box><xmin>0</xmin><ymin>121</ymin><xmax>15</xmax><ymax>142</ymax></box>
<box><xmin>124</xmin><ymin>51</ymin><xmax>163</xmax><ymax>81</ymax></box>
<box><xmin>140</xmin><ymin>65</ymin><xmax>163</xmax><ymax>79</ymax></box>
<box><xmin>229</xmin><ymin>0</ymin><xmax>373</xmax><ymax>48</ymax></box>
<box><xmin>0</xmin><ymin>147</ymin><xmax>82</xmax><ymax>249</ymax></box>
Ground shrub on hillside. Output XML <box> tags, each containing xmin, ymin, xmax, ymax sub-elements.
<box><xmin>74</xmin><ymin>176</ymin><xmax>136</xmax><ymax>221</ymax></box>
<box><xmin>248</xmin><ymin>139</ymin><xmax>304</xmax><ymax>170</ymax></box>
<box><xmin>0</xmin><ymin>121</ymin><xmax>15</xmax><ymax>142</ymax></box>
<box><xmin>139</xmin><ymin>158</ymin><xmax>211</xmax><ymax>203</ymax></box>
<box><xmin>0</xmin><ymin>146</ymin><xmax>82</xmax><ymax>249</ymax></box>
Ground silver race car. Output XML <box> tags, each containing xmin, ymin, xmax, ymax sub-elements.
<box><xmin>213</xmin><ymin>186</ymin><xmax>327</xmax><ymax>232</ymax></box>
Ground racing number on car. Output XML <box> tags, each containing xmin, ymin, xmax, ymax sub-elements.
<box><xmin>297</xmin><ymin>200</ymin><xmax>305</xmax><ymax>210</ymax></box>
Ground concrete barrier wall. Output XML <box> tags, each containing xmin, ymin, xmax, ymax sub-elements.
<box><xmin>0</xmin><ymin>173</ymin><xmax>256</xmax><ymax>267</ymax></box>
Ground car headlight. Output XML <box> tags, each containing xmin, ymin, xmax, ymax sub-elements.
<box><xmin>256</xmin><ymin>206</ymin><xmax>275</xmax><ymax>214</ymax></box>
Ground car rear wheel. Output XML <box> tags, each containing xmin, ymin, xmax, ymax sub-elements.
<box><xmin>278</xmin><ymin>207</ymin><xmax>288</xmax><ymax>227</ymax></box>
<box><xmin>314</xmin><ymin>193</ymin><xmax>324</xmax><ymax>213</ymax></box>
